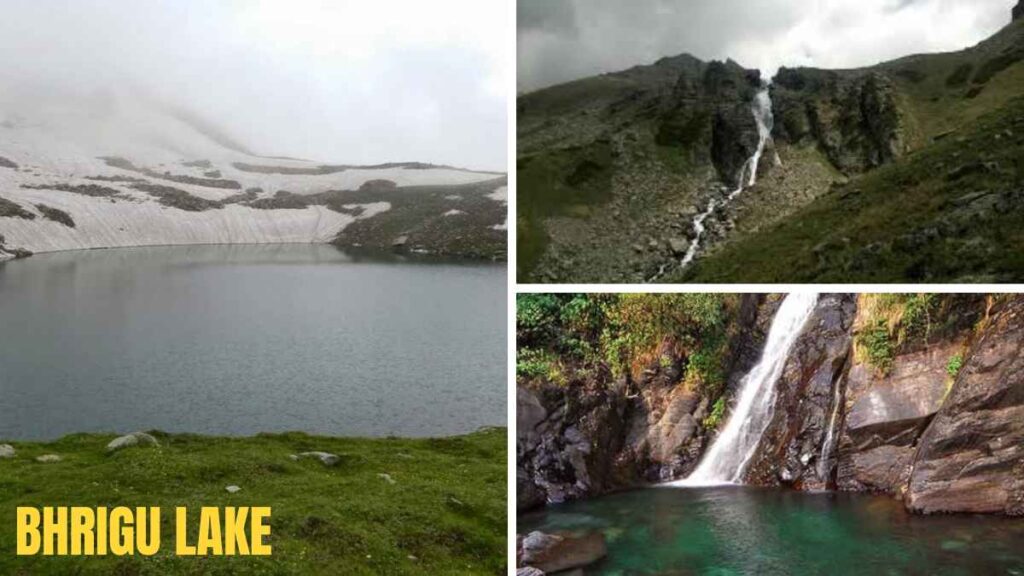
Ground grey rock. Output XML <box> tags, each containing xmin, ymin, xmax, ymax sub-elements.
<box><xmin>225</xmin><ymin>485</ymin><xmax>241</xmax><ymax>493</ymax></box>
<box><xmin>296</xmin><ymin>451</ymin><xmax>341</xmax><ymax>467</ymax></box>
<box><xmin>0</xmin><ymin>444</ymin><xmax>15</xmax><ymax>458</ymax></box>
<box><xmin>36</xmin><ymin>454</ymin><xmax>62</xmax><ymax>463</ymax></box>
<box><xmin>668</xmin><ymin>237</ymin><xmax>689</xmax><ymax>255</ymax></box>
<box><xmin>106</xmin><ymin>432</ymin><xmax>160</xmax><ymax>452</ymax></box>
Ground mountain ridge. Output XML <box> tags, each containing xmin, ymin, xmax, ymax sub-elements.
<box><xmin>0</xmin><ymin>96</ymin><xmax>507</xmax><ymax>261</ymax></box>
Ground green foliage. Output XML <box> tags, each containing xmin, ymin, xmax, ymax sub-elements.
<box><xmin>516</xmin><ymin>294</ymin><xmax>732</xmax><ymax>395</ymax></box>
<box><xmin>516</xmin><ymin>347</ymin><xmax>553</xmax><ymax>379</ymax></box>
<box><xmin>855</xmin><ymin>294</ymin><xmax>939</xmax><ymax>372</ymax></box>
<box><xmin>703</xmin><ymin>396</ymin><xmax>728</xmax><ymax>429</ymax></box>
<box><xmin>947</xmin><ymin>354</ymin><xmax>964</xmax><ymax>378</ymax></box>
<box><xmin>860</xmin><ymin>321</ymin><xmax>896</xmax><ymax>372</ymax></box>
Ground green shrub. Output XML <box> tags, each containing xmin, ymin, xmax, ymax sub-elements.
<box><xmin>947</xmin><ymin>354</ymin><xmax>963</xmax><ymax>378</ymax></box>
<box><xmin>515</xmin><ymin>293</ymin><xmax>733</xmax><ymax>392</ymax></box>
<box><xmin>861</xmin><ymin>321</ymin><xmax>896</xmax><ymax>372</ymax></box>
<box><xmin>516</xmin><ymin>348</ymin><xmax>553</xmax><ymax>379</ymax></box>
<box><xmin>704</xmin><ymin>396</ymin><xmax>728</xmax><ymax>429</ymax></box>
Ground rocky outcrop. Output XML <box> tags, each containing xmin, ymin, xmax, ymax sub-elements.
<box><xmin>744</xmin><ymin>294</ymin><xmax>856</xmax><ymax>489</ymax></box>
<box><xmin>1014</xmin><ymin>1</ymin><xmax>1023</xmax><ymax>21</ymax></box>
<box><xmin>772</xmin><ymin>69</ymin><xmax>907</xmax><ymax>174</ymax></box>
<box><xmin>518</xmin><ymin>531</ymin><xmax>608</xmax><ymax>574</ymax></box>
<box><xmin>517</xmin><ymin>297</ymin><xmax>772</xmax><ymax>509</ymax></box>
<box><xmin>906</xmin><ymin>298</ymin><xmax>1024</xmax><ymax>515</ymax></box>
<box><xmin>657</xmin><ymin>59</ymin><xmax>763</xmax><ymax>186</ymax></box>
<box><xmin>516</xmin><ymin>379</ymin><xmax>630</xmax><ymax>510</ymax></box>
<box><xmin>836</xmin><ymin>342</ymin><xmax>962</xmax><ymax>494</ymax></box>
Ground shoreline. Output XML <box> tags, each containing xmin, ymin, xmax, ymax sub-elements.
<box><xmin>0</xmin><ymin>240</ymin><xmax>508</xmax><ymax>264</ymax></box>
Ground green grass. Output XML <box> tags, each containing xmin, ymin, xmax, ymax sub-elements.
<box><xmin>516</xmin><ymin>141</ymin><xmax>614</xmax><ymax>279</ymax></box>
<box><xmin>0</xmin><ymin>428</ymin><xmax>506</xmax><ymax>575</ymax></box>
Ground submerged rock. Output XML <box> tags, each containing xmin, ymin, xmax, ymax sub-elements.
<box><xmin>519</xmin><ymin>530</ymin><xmax>607</xmax><ymax>574</ymax></box>
<box><xmin>107</xmin><ymin>432</ymin><xmax>160</xmax><ymax>452</ymax></box>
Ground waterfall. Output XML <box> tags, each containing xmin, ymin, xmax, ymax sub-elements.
<box><xmin>678</xmin><ymin>86</ymin><xmax>777</xmax><ymax>269</ymax></box>
<box><xmin>817</xmin><ymin>375</ymin><xmax>844</xmax><ymax>481</ymax></box>
<box><xmin>669</xmin><ymin>292</ymin><xmax>818</xmax><ymax>486</ymax></box>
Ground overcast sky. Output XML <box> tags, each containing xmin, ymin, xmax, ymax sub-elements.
<box><xmin>518</xmin><ymin>0</ymin><xmax>1016</xmax><ymax>92</ymax></box>
<box><xmin>0</xmin><ymin>1</ymin><xmax>508</xmax><ymax>171</ymax></box>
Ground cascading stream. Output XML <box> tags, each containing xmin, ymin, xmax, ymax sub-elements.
<box><xmin>669</xmin><ymin>292</ymin><xmax>818</xmax><ymax>487</ymax></box>
<box><xmin>818</xmin><ymin>374</ymin><xmax>845</xmax><ymax>481</ymax></box>
<box><xmin>678</xmin><ymin>85</ymin><xmax>778</xmax><ymax>269</ymax></box>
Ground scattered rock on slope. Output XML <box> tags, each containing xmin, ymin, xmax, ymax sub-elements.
<box><xmin>107</xmin><ymin>432</ymin><xmax>160</xmax><ymax>453</ymax></box>
<box><xmin>294</xmin><ymin>451</ymin><xmax>341</xmax><ymax>467</ymax></box>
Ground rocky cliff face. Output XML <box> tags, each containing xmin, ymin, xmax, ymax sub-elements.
<box><xmin>516</xmin><ymin>295</ymin><xmax>771</xmax><ymax>510</ymax></box>
<box><xmin>743</xmin><ymin>294</ymin><xmax>856</xmax><ymax>490</ymax></box>
<box><xmin>907</xmin><ymin>297</ymin><xmax>1024</xmax><ymax>515</ymax></box>
<box><xmin>1015</xmin><ymin>0</ymin><xmax>1023</xmax><ymax>21</ymax></box>
<box><xmin>520</xmin><ymin>294</ymin><xmax>1024</xmax><ymax>516</ymax></box>
<box><xmin>772</xmin><ymin>69</ymin><xmax>908</xmax><ymax>174</ymax></box>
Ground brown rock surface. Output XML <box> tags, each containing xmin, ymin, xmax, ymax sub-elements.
<box><xmin>906</xmin><ymin>298</ymin><xmax>1024</xmax><ymax>515</ymax></box>
<box><xmin>744</xmin><ymin>294</ymin><xmax>856</xmax><ymax>489</ymax></box>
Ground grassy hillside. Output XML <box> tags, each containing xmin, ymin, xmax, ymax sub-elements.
<box><xmin>0</xmin><ymin>429</ymin><xmax>506</xmax><ymax>575</ymax></box>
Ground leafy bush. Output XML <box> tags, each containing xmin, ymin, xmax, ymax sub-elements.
<box><xmin>860</xmin><ymin>321</ymin><xmax>896</xmax><ymax>372</ymax></box>
<box><xmin>515</xmin><ymin>293</ymin><xmax>733</xmax><ymax>393</ymax></box>
<box><xmin>947</xmin><ymin>354</ymin><xmax>963</xmax><ymax>378</ymax></box>
<box><xmin>855</xmin><ymin>294</ymin><xmax>937</xmax><ymax>372</ymax></box>
<box><xmin>704</xmin><ymin>396</ymin><xmax>728</xmax><ymax>429</ymax></box>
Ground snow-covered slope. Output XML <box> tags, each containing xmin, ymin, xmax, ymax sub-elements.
<box><xmin>0</xmin><ymin>94</ymin><xmax>506</xmax><ymax>259</ymax></box>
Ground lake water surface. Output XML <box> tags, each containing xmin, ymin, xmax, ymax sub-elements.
<box><xmin>519</xmin><ymin>486</ymin><xmax>1024</xmax><ymax>575</ymax></box>
<box><xmin>0</xmin><ymin>245</ymin><xmax>506</xmax><ymax>440</ymax></box>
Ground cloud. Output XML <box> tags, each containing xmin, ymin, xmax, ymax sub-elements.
<box><xmin>517</xmin><ymin>0</ymin><xmax>1014</xmax><ymax>92</ymax></box>
<box><xmin>0</xmin><ymin>0</ymin><xmax>508</xmax><ymax>171</ymax></box>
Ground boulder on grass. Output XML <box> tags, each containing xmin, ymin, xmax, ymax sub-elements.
<box><xmin>107</xmin><ymin>432</ymin><xmax>160</xmax><ymax>453</ymax></box>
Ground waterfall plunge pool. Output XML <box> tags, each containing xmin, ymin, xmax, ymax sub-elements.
<box><xmin>518</xmin><ymin>486</ymin><xmax>1024</xmax><ymax>575</ymax></box>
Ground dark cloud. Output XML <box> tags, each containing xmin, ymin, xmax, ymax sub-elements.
<box><xmin>518</xmin><ymin>0</ymin><xmax>1014</xmax><ymax>92</ymax></box>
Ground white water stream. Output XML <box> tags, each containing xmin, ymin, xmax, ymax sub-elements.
<box><xmin>678</xmin><ymin>87</ymin><xmax>779</xmax><ymax>269</ymax></box>
<box><xmin>669</xmin><ymin>292</ymin><xmax>818</xmax><ymax>487</ymax></box>
<box><xmin>818</xmin><ymin>374</ymin><xmax>845</xmax><ymax>480</ymax></box>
